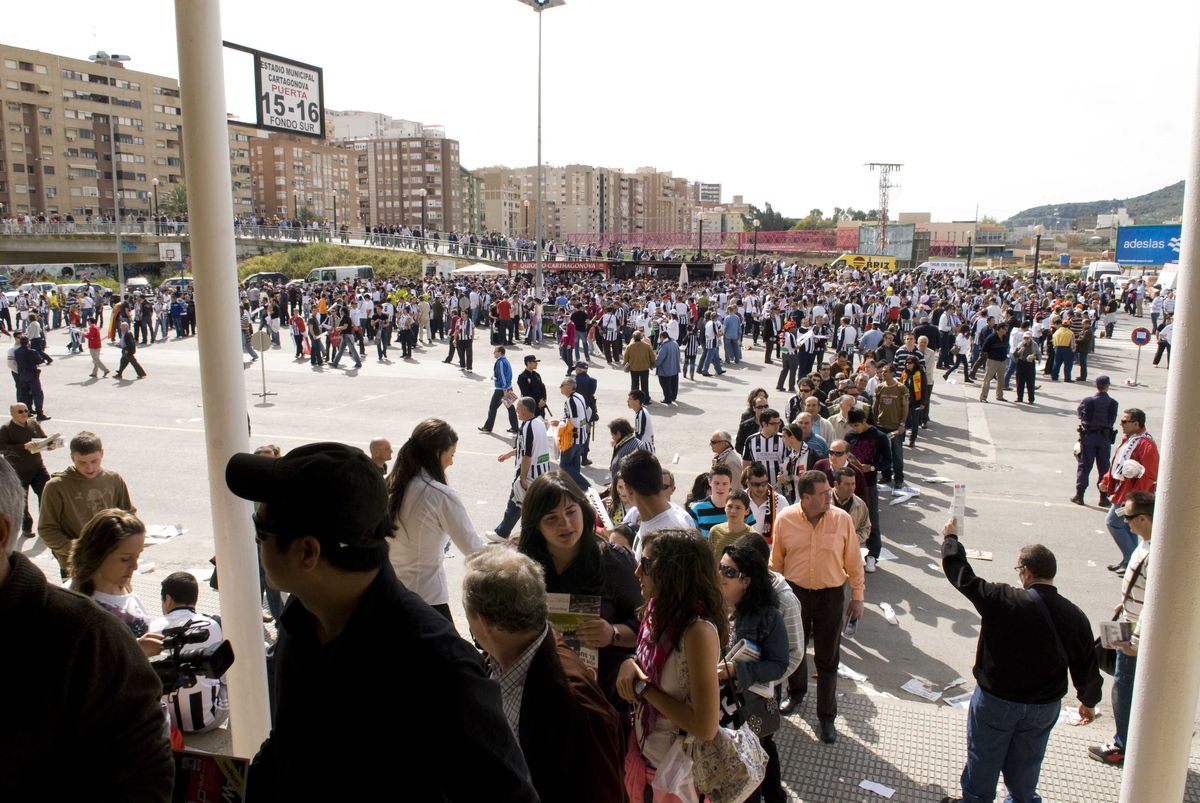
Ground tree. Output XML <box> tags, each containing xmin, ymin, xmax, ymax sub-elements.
<box><xmin>297</xmin><ymin>205</ymin><xmax>318</xmax><ymax>225</ymax></box>
<box><xmin>742</xmin><ymin>202</ymin><xmax>795</xmax><ymax>231</ymax></box>
<box><xmin>159</xmin><ymin>183</ymin><xmax>188</xmax><ymax>217</ymax></box>
<box><xmin>979</xmin><ymin>214</ymin><xmax>999</xmax><ymax>225</ymax></box>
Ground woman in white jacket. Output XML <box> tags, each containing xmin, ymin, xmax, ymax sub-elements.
<box><xmin>386</xmin><ymin>418</ymin><xmax>482</xmax><ymax>630</ymax></box>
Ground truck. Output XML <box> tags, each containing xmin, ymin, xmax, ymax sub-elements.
<box><xmin>831</xmin><ymin>253</ymin><xmax>897</xmax><ymax>272</ymax></box>
<box><xmin>305</xmin><ymin>265</ymin><xmax>375</xmax><ymax>283</ymax></box>
<box><xmin>1083</xmin><ymin>261</ymin><xmax>1123</xmax><ymax>282</ymax></box>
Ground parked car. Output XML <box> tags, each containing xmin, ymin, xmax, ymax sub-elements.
<box><xmin>160</xmin><ymin>276</ymin><xmax>194</xmax><ymax>293</ymax></box>
<box><xmin>242</xmin><ymin>272</ymin><xmax>290</xmax><ymax>286</ymax></box>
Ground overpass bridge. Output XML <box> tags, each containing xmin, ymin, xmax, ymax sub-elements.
<box><xmin>0</xmin><ymin>222</ymin><xmax>511</xmax><ymax>269</ymax></box>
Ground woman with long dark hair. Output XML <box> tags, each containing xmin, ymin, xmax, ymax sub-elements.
<box><xmin>386</xmin><ymin>418</ymin><xmax>482</xmax><ymax>628</ymax></box>
<box><xmin>518</xmin><ymin>471</ymin><xmax>641</xmax><ymax>705</ymax></box>
<box><xmin>901</xmin><ymin>356</ymin><xmax>927</xmax><ymax>448</ymax></box>
<box><xmin>718</xmin><ymin>541</ymin><xmax>788</xmax><ymax>803</ymax></box>
<box><xmin>617</xmin><ymin>529</ymin><xmax>726</xmax><ymax>803</ymax></box>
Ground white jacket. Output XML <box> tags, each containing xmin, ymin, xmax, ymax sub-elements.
<box><xmin>388</xmin><ymin>470</ymin><xmax>482</xmax><ymax>606</ymax></box>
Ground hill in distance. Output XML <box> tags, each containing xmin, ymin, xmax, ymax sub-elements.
<box><xmin>1006</xmin><ymin>181</ymin><xmax>1184</xmax><ymax>228</ymax></box>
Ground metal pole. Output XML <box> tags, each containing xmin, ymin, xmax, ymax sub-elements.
<box><xmin>108</xmin><ymin>113</ymin><xmax>125</xmax><ymax>298</ymax></box>
<box><xmin>1121</xmin><ymin>26</ymin><xmax>1200</xmax><ymax>800</ymax></box>
<box><xmin>174</xmin><ymin>0</ymin><xmax>270</xmax><ymax>757</ymax></box>
<box><xmin>534</xmin><ymin>8</ymin><xmax>544</xmax><ymax>297</ymax></box>
<box><xmin>333</xmin><ymin>193</ymin><xmax>337</xmax><ymax>230</ymax></box>
<box><xmin>698</xmin><ymin>219</ymin><xmax>703</xmax><ymax>259</ymax></box>
<box><xmin>1033</xmin><ymin>233</ymin><xmax>1041</xmax><ymax>285</ymax></box>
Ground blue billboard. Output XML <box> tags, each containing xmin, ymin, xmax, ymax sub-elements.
<box><xmin>1116</xmin><ymin>224</ymin><xmax>1182</xmax><ymax>266</ymax></box>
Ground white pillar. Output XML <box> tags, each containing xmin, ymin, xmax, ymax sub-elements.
<box><xmin>1120</xmin><ymin>25</ymin><xmax>1200</xmax><ymax>802</ymax></box>
<box><xmin>173</xmin><ymin>0</ymin><xmax>271</xmax><ymax>757</ymax></box>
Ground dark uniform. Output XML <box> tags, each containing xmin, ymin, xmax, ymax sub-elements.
<box><xmin>1073</xmin><ymin>380</ymin><xmax>1118</xmax><ymax>505</ymax></box>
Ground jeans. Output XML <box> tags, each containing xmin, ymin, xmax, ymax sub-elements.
<box><xmin>880</xmin><ymin>428</ymin><xmax>903</xmax><ymax>487</ymax></box>
<box><xmin>724</xmin><ymin>337</ymin><xmax>742</xmax><ymax>364</ymax></box>
<box><xmin>242</xmin><ymin>334</ymin><xmax>258</xmax><ymax>361</ymax></box>
<box><xmin>1004</xmin><ymin>357</ymin><xmax>1017</xmax><ymax>388</ymax></box>
<box><xmin>1052</xmin><ymin>346</ymin><xmax>1074</xmax><ymax>381</ymax></box>
<box><xmin>1106</xmin><ymin>503</ymin><xmax>1138</xmax><ymax>563</ymax></box>
<box><xmin>331</xmin><ymin>338</ymin><xmax>361</xmax><ymax>368</ymax></box>
<box><xmin>493</xmin><ymin>483</ymin><xmax>522</xmax><ymax>540</ymax></box>
<box><xmin>944</xmin><ymin>353</ymin><xmax>969</xmax><ymax>381</ymax></box>
<box><xmin>699</xmin><ymin>347</ymin><xmax>723</xmax><ymax>374</ymax></box>
<box><xmin>574</xmin><ymin>331</ymin><xmax>590</xmax><ymax>361</ymax></box>
<box><xmin>559</xmin><ymin>443</ymin><xmax>589</xmax><ymax>490</ymax></box>
<box><xmin>960</xmin><ymin>686</ymin><xmax>1059</xmax><ymax>803</ymax></box>
<box><xmin>864</xmin><ymin>482</ymin><xmax>881</xmax><ymax>559</ymax></box>
<box><xmin>1112</xmin><ymin>649</ymin><xmax>1137</xmax><ymax>750</ymax></box>
<box><xmin>483</xmin><ymin>388</ymin><xmax>518</xmax><ymax>431</ymax></box>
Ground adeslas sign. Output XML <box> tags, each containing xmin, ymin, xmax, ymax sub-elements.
<box><xmin>1115</xmin><ymin>224</ymin><xmax>1182</xmax><ymax>266</ymax></box>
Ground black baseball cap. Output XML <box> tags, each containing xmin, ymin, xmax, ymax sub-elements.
<box><xmin>226</xmin><ymin>442</ymin><xmax>390</xmax><ymax>548</ymax></box>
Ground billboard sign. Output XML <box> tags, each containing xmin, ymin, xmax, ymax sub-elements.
<box><xmin>1115</xmin><ymin>224</ymin><xmax>1182</xmax><ymax>266</ymax></box>
<box><xmin>857</xmin><ymin>223</ymin><xmax>915</xmax><ymax>261</ymax></box>
<box><xmin>224</xmin><ymin>42</ymin><xmax>324</xmax><ymax>139</ymax></box>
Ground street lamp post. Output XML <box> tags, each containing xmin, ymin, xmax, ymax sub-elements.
<box><xmin>752</xmin><ymin>217</ymin><xmax>761</xmax><ymax>260</ymax></box>
<box><xmin>415</xmin><ymin>188</ymin><xmax>427</xmax><ymax>252</ymax></box>
<box><xmin>524</xmin><ymin>199</ymin><xmax>530</xmax><ymax>237</ymax></box>
<box><xmin>152</xmin><ymin>177</ymin><xmax>159</xmax><ymax>234</ymax></box>
<box><xmin>1032</xmin><ymin>224</ymin><xmax>1044</xmax><ymax>286</ymax></box>
<box><xmin>89</xmin><ymin>51</ymin><xmax>130</xmax><ymax>298</ymax></box>
<box><xmin>517</xmin><ymin>0</ymin><xmax>565</xmax><ymax>297</ymax></box>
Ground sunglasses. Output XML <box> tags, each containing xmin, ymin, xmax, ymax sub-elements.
<box><xmin>829</xmin><ymin>449</ymin><xmax>846</xmax><ymax>456</ymax></box>
<box><xmin>749</xmin><ymin>480</ymin><xmax>768</xmax><ymax>487</ymax></box>
<box><xmin>638</xmin><ymin>554</ymin><xmax>655</xmax><ymax>575</ymax></box>
<box><xmin>710</xmin><ymin>439</ymin><xmax>727</xmax><ymax>446</ymax></box>
<box><xmin>718</xmin><ymin>564</ymin><xmax>744</xmax><ymax>580</ymax></box>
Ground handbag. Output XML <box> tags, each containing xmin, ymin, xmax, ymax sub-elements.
<box><xmin>720</xmin><ymin>677</ymin><xmax>780</xmax><ymax>738</ymax></box>
<box><xmin>684</xmin><ymin>722</ymin><xmax>768</xmax><ymax>803</ymax></box>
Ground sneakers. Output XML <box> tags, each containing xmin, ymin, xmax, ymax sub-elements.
<box><xmin>865</xmin><ymin>556</ymin><xmax>877</xmax><ymax>574</ymax></box>
<box><xmin>1070</xmin><ymin>493</ymin><xmax>1085</xmax><ymax>505</ymax></box>
<box><xmin>1088</xmin><ymin>743</ymin><xmax>1125</xmax><ymax>766</ymax></box>
<box><xmin>483</xmin><ymin>530</ymin><xmax>510</xmax><ymax>545</ymax></box>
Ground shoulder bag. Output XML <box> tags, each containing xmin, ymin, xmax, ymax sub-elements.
<box><xmin>683</xmin><ymin>721</ymin><xmax>767</xmax><ymax>803</ymax></box>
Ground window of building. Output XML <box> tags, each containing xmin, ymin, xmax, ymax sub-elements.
<box><xmin>3</xmin><ymin>60</ymin><xmax>16</xmax><ymax>69</ymax></box>
<box><xmin>42</xmin><ymin>165</ymin><xmax>54</xmax><ymax>175</ymax></box>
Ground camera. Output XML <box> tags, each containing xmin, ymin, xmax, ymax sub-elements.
<box><xmin>151</xmin><ymin>620</ymin><xmax>235</xmax><ymax>695</ymax></box>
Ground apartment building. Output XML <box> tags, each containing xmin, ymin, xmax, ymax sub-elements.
<box><xmin>338</xmin><ymin>119</ymin><xmax>461</xmax><ymax>231</ymax></box>
<box><xmin>0</xmin><ymin>44</ymin><xmax>186</xmax><ymax>219</ymax></box>
<box><xmin>248</xmin><ymin>129</ymin><xmax>358</xmax><ymax>223</ymax></box>
<box><xmin>228</xmin><ymin>119</ymin><xmax>261</xmax><ymax>215</ymax></box>
<box><xmin>459</xmin><ymin>165</ymin><xmax>483</xmax><ymax>234</ymax></box>
<box><xmin>694</xmin><ymin>182</ymin><xmax>721</xmax><ymax>205</ymax></box>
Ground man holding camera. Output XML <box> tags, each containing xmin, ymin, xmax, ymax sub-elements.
<box><xmin>148</xmin><ymin>571</ymin><xmax>229</xmax><ymax>734</ymax></box>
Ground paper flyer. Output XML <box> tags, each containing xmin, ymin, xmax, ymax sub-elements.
<box><xmin>547</xmin><ymin>592</ymin><xmax>602</xmax><ymax>670</ymax></box>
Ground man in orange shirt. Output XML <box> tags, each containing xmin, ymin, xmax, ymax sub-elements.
<box><xmin>770</xmin><ymin>469</ymin><xmax>865</xmax><ymax>743</ymax></box>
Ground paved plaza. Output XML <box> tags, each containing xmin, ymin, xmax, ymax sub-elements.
<box><xmin>13</xmin><ymin>310</ymin><xmax>1199</xmax><ymax>801</ymax></box>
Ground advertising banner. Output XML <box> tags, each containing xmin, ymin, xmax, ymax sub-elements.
<box><xmin>1115</xmin><ymin>224</ymin><xmax>1182</xmax><ymax>266</ymax></box>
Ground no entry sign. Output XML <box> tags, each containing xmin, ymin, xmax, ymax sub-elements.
<box><xmin>1131</xmin><ymin>327</ymin><xmax>1152</xmax><ymax>347</ymax></box>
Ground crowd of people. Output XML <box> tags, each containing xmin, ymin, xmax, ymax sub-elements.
<box><xmin>0</xmin><ymin>253</ymin><xmax>1170</xmax><ymax>802</ymax></box>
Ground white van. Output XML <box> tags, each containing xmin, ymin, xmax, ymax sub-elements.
<box><xmin>915</xmin><ymin>260</ymin><xmax>967</xmax><ymax>274</ymax></box>
<box><xmin>305</xmin><ymin>265</ymin><xmax>374</xmax><ymax>283</ymax></box>
<box><xmin>1084</xmin><ymin>261</ymin><xmax>1122</xmax><ymax>282</ymax></box>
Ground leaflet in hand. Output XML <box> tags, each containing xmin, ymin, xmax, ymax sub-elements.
<box><xmin>28</xmin><ymin>432</ymin><xmax>62</xmax><ymax>452</ymax></box>
<box><xmin>1099</xmin><ymin>620</ymin><xmax>1133</xmax><ymax>648</ymax></box>
<box><xmin>723</xmin><ymin>638</ymin><xmax>761</xmax><ymax>664</ymax></box>
<box><xmin>547</xmin><ymin>592</ymin><xmax>602</xmax><ymax>671</ymax></box>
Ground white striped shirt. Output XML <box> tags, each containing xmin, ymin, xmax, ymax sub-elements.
<box><xmin>517</xmin><ymin>417</ymin><xmax>552</xmax><ymax>481</ymax></box>
<box><xmin>634</xmin><ymin>407</ymin><xmax>654</xmax><ymax>453</ymax></box>
<box><xmin>564</xmin><ymin>393</ymin><xmax>590</xmax><ymax>447</ymax></box>
<box><xmin>742</xmin><ymin>433</ymin><xmax>787</xmax><ymax>485</ymax></box>
<box><xmin>148</xmin><ymin>609</ymin><xmax>229</xmax><ymax>733</ymax></box>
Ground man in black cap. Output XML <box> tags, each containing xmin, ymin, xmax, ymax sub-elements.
<box><xmin>226</xmin><ymin>442</ymin><xmax>537</xmax><ymax>803</ymax></box>
<box><xmin>1072</xmin><ymin>376</ymin><xmax>1118</xmax><ymax>506</ymax></box>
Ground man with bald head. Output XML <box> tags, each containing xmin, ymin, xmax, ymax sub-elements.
<box><xmin>813</xmin><ymin>439</ymin><xmax>867</xmax><ymax>504</ymax></box>
<box><xmin>368</xmin><ymin>437</ymin><xmax>393</xmax><ymax>474</ymax></box>
<box><xmin>0</xmin><ymin>402</ymin><xmax>55</xmax><ymax>537</ymax></box>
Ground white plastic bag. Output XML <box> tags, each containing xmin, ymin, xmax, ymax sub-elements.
<box><xmin>651</xmin><ymin>737</ymin><xmax>699</xmax><ymax>803</ymax></box>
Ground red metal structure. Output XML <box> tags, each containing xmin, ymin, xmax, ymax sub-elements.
<box><xmin>561</xmin><ymin>228</ymin><xmax>857</xmax><ymax>255</ymax></box>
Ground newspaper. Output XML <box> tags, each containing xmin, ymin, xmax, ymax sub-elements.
<box><xmin>1099</xmin><ymin>620</ymin><xmax>1133</xmax><ymax>648</ymax></box>
<box><xmin>900</xmin><ymin>677</ymin><xmax>943</xmax><ymax>702</ymax></box>
<box><xmin>172</xmin><ymin>749</ymin><xmax>249</xmax><ymax>802</ymax></box>
<box><xmin>547</xmin><ymin>592</ymin><xmax>602</xmax><ymax>671</ymax></box>
<box><xmin>27</xmin><ymin>432</ymin><xmax>62</xmax><ymax>453</ymax></box>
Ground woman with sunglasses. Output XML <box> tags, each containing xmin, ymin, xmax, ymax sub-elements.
<box><xmin>718</xmin><ymin>539</ymin><xmax>789</xmax><ymax>803</ymax></box>
<box><xmin>736</xmin><ymin>389</ymin><xmax>770</xmax><ymax>454</ymax></box>
<box><xmin>617</xmin><ymin>529</ymin><xmax>726</xmax><ymax>803</ymax></box>
<box><xmin>518</xmin><ymin>471</ymin><xmax>641</xmax><ymax>707</ymax></box>
<box><xmin>901</xmin><ymin>356</ymin><xmax>928</xmax><ymax>448</ymax></box>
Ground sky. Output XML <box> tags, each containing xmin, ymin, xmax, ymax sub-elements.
<box><xmin>7</xmin><ymin>0</ymin><xmax>1198</xmax><ymax>222</ymax></box>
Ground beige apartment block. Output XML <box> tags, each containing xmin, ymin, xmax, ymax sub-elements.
<box><xmin>347</xmin><ymin>135</ymin><xmax>461</xmax><ymax>231</ymax></box>
<box><xmin>0</xmin><ymin>43</ymin><xmax>187</xmax><ymax>219</ymax></box>
<box><xmin>248</xmin><ymin>129</ymin><xmax>358</xmax><ymax>224</ymax></box>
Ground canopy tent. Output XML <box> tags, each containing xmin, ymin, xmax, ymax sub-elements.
<box><xmin>452</xmin><ymin>263</ymin><xmax>508</xmax><ymax>275</ymax></box>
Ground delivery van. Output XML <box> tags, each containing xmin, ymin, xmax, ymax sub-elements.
<box><xmin>1084</xmin><ymin>261</ymin><xmax>1122</xmax><ymax>282</ymax></box>
<box><xmin>305</xmin><ymin>265</ymin><xmax>375</xmax><ymax>283</ymax></box>
<box><xmin>831</xmin><ymin>253</ymin><xmax>897</xmax><ymax>272</ymax></box>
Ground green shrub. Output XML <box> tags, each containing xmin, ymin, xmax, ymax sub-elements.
<box><xmin>236</xmin><ymin>244</ymin><xmax>423</xmax><ymax>280</ymax></box>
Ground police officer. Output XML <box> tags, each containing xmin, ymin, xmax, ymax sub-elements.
<box><xmin>1071</xmin><ymin>375</ymin><xmax>1118</xmax><ymax>506</ymax></box>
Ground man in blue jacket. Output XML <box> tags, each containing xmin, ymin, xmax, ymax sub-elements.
<box><xmin>480</xmin><ymin>346</ymin><xmax>519</xmax><ymax>434</ymax></box>
<box><xmin>654</xmin><ymin>331</ymin><xmax>681</xmax><ymax>404</ymax></box>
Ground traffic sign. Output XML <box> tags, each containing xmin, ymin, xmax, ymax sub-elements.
<box><xmin>1131</xmin><ymin>327</ymin><xmax>1152</xmax><ymax>347</ymax></box>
